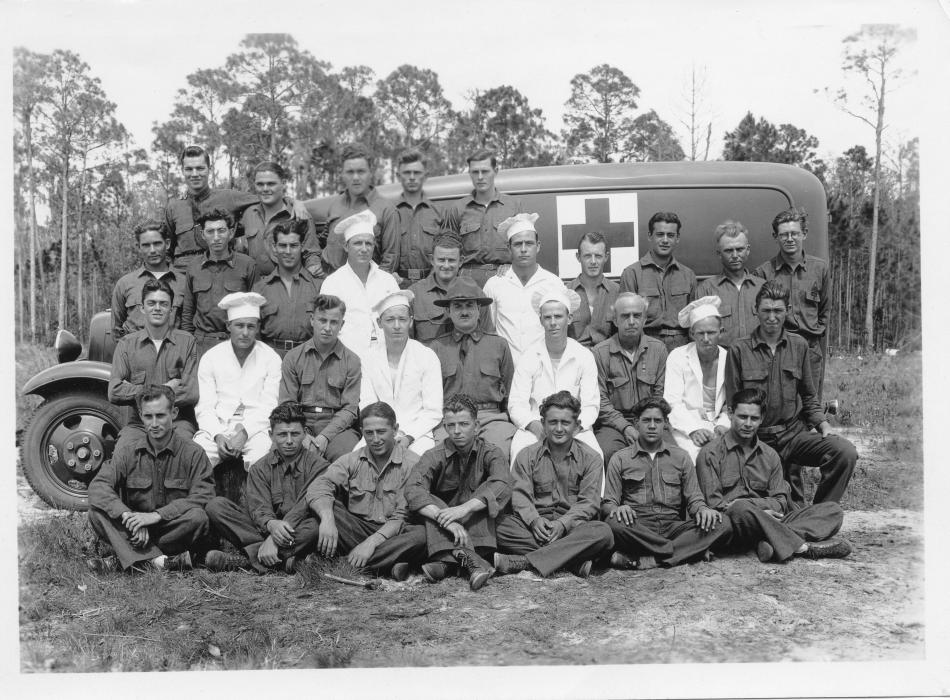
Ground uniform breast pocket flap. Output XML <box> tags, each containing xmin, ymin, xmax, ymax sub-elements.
<box><xmin>223</xmin><ymin>278</ymin><xmax>246</xmax><ymax>293</ymax></box>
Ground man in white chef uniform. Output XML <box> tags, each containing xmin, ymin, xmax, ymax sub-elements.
<box><xmin>358</xmin><ymin>290</ymin><xmax>444</xmax><ymax>457</ymax></box>
<box><xmin>508</xmin><ymin>287</ymin><xmax>603</xmax><ymax>467</ymax></box>
<box><xmin>194</xmin><ymin>291</ymin><xmax>283</xmax><ymax>469</ymax></box>
<box><xmin>663</xmin><ymin>295</ymin><xmax>731</xmax><ymax>461</ymax></box>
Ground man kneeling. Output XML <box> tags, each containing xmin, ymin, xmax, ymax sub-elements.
<box><xmin>204</xmin><ymin>402</ymin><xmax>330</xmax><ymax>572</ymax></box>
<box><xmin>696</xmin><ymin>388</ymin><xmax>851</xmax><ymax>562</ymax></box>
<box><xmin>494</xmin><ymin>391</ymin><xmax>614</xmax><ymax>579</ymax></box>
<box><xmin>300</xmin><ymin>402</ymin><xmax>427</xmax><ymax>579</ymax></box>
<box><xmin>603</xmin><ymin>397</ymin><xmax>731</xmax><ymax>569</ymax></box>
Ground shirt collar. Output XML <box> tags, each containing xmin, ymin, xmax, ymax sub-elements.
<box><xmin>425</xmin><ymin>271</ymin><xmax>452</xmax><ymax>293</ymax></box>
<box><xmin>201</xmin><ymin>253</ymin><xmax>235</xmax><ymax>268</ymax></box>
<box><xmin>135</xmin><ymin>328</ymin><xmax>176</xmax><ymax>345</ymax></box>
<box><xmin>569</xmin><ymin>275</ymin><xmax>608</xmax><ymax>292</ymax></box>
<box><xmin>304</xmin><ymin>338</ymin><xmax>344</xmax><ymax>360</ymax></box>
<box><xmin>357</xmin><ymin>441</ymin><xmax>406</xmax><ymax>474</ymax></box>
<box><xmin>607</xmin><ymin>333</ymin><xmax>647</xmax><ymax>358</ymax></box>
<box><xmin>722</xmin><ymin>430</ymin><xmax>762</xmax><ymax>455</ymax></box>
<box><xmin>712</xmin><ymin>270</ymin><xmax>756</xmax><ymax>286</ymax></box>
<box><xmin>443</xmin><ymin>436</ymin><xmax>481</xmax><ymax>460</ymax></box>
<box><xmin>396</xmin><ymin>191</ymin><xmax>435</xmax><ymax>208</ymax></box>
<box><xmin>263</xmin><ymin>266</ymin><xmax>312</xmax><ymax>284</ymax></box>
<box><xmin>641</xmin><ymin>250</ymin><xmax>680</xmax><ymax>271</ymax></box>
<box><xmin>452</xmin><ymin>327</ymin><xmax>483</xmax><ymax>343</ymax></box>
<box><xmin>771</xmin><ymin>253</ymin><xmax>807</xmax><ymax>272</ymax></box>
<box><xmin>463</xmin><ymin>188</ymin><xmax>505</xmax><ymax>207</ymax></box>
<box><xmin>135</xmin><ymin>431</ymin><xmax>181</xmax><ymax>458</ymax></box>
<box><xmin>633</xmin><ymin>440</ymin><xmax>671</xmax><ymax>458</ymax></box>
<box><xmin>342</xmin><ymin>187</ymin><xmax>377</xmax><ymax>208</ymax></box>
<box><xmin>538</xmin><ymin>438</ymin><xmax>582</xmax><ymax>462</ymax></box>
<box><xmin>751</xmin><ymin>326</ymin><xmax>788</xmax><ymax>350</ymax></box>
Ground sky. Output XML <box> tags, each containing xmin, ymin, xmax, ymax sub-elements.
<box><xmin>2</xmin><ymin>0</ymin><xmax>937</xmax><ymax>164</ymax></box>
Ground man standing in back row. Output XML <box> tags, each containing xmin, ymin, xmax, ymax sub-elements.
<box><xmin>392</xmin><ymin>148</ymin><xmax>444</xmax><ymax>287</ymax></box>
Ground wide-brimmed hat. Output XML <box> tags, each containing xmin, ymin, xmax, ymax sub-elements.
<box><xmin>433</xmin><ymin>277</ymin><xmax>492</xmax><ymax>307</ymax></box>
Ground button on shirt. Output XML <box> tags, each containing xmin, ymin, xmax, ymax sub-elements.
<box><xmin>239</xmin><ymin>198</ymin><xmax>321</xmax><ymax>276</ymax></box>
<box><xmin>196</xmin><ymin>340</ymin><xmax>282</xmax><ymax>441</ymax></box>
<box><xmin>253</xmin><ymin>268</ymin><xmax>323</xmax><ymax>343</ymax></box>
<box><xmin>696</xmin><ymin>272</ymin><xmax>764</xmax><ymax>347</ymax></box>
<box><xmin>695</xmin><ymin>432</ymin><xmax>790</xmax><ymax>514</ymax></box>
<box><xmin>278</xmin><ymin>339</ymin><xmax>361</xmax><ymax>442</ymax></box>
<box><xmin>111</xmin><ymin>267</ymin><xmax>187</xmax><ymax>339</ymax></box>
<box><xmin>568</xmin><ymin>276</ymin><xmax>619</xmax><ymax>347</ymax></box>
<box><xmin>618</xmin><ymin>252</ymin><xmax>697</xmax><ymax>332</ymax></box>
<box><xmin>246</xmin><ymin>448</ymin><xmax>330</xmax><ymax>533</ymax></box>
<box><xmin>444</xmin><ymin>189</ymin><xmax>523</xmax><ymax>267</ymax></box>
<box><xmin>164</xmin><ymin>187</ymin><xmax>260</xmax><ymax>259</ymax></box>
<box><xmin>307</xmin><ymin>444</ymin><xmax>419</xmax><ymax>539</ymax></box>
<box><xmin>89</xmin><ymin>432</ymin><xmax>214</xmax><ymax>521</ymax></box>
<box><xmin>603</xmin><ymin>442</ymin><xmax>705</xmax><ymax>520</ymax></box>
<box><xmin>108</xmin><ymin>329</ymin><xmax>199</xmax><ymax>418</ymax></box>
<box><xmin>724</xmin><ymin>328</ymin><xmax>826</xmax><ymax>431</ymax></box>
<box><xmin>408</xmin><ymin>272</ymin><xmax>494</xmax><ymax>344</ymax></box>
<box><xmin>320</xmin><ymin>261</ymin><xmax>399</xmax><ymax>358</ymax></box>
<box><xmin>511</xmin><ymin>439</ymin><xmax>603</xmax><ymax>532</ymax></box>
<box><xmin>483</xmin><ymin>266</ymin><xmax>569</xmax><ymax>358</ymax></box>
<box><xmin>360</xmin><ymin>339</ymin><xmax>443</xmax><ymax>443</ymax></box>
<box><xmin>431</xmin><ymin>329</ymin><xmax>513</xmax><ymax>406</ymax></box>
<box><xmin>181</xmin><ymin>253</ymin><xmax>259</xmax><ymax>335</ymax></box>
<box><xmin>394</xmin><ymin>193</ymin><xmax>443</xmax><ymax>275</ymax></box>
<box><xmin>317</xmin><ymin>188</ymin><xmax>399</xmax><ymax>273</ymax></box>
<box><xmin>593</xmin><ymin>334</ymin><xmax>668</xmax><ymax>433</ymax></box>
<box><xmin>754</xmin><ymin>254</ymin><xmax>830</xmax><ymax>338</ymax></box>
<box><xmin>509</xmin><ymin>338</ymin><xmax>600</xmax><ymax>433</ymax></box>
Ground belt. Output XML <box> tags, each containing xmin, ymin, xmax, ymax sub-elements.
<box><xmin>398</xmin><ymin>268</ymin><xmax>426</xmax><ymax>281</ymax></box>
<box><xmin>173</xmin><ymin>250</ymin><xmax>202</xmax><ymax>259</ymax></box>
<box><xmin>653</xmin><ymin>329</ymin><xmax>688</xmax><ymax>337</ymax></box>
<box><xmin>462</xmin><ymin>263</ymin><xmax>499</xmax><ymax>270</ymax></box>
<box><xmin>302</xmin><ymin>406</ymin><xmax>335</xmax><ymax>414</ymax></box>
<box><xmin>194</xmin><ymin>331</ymin><xmax>228</xmax><ymax>340</ymax></box>
<box><xmin>269</xmin><ymin>338</ymin><xmax>305</xmax><ymax>350</ymax></box>
<box><xmin>791</xmin><ymin>329</ymin><xmax>822</xmax><ymax>346</ymax></box>
<box><xmin>757</xmin><ymin>423</ymin><xmax>789</xmax><ymax>436</ymax></box>
<box><xmin>474</xmin><ymin>402</ymin><xmax>501</xmax><ymax>412</ymax></box>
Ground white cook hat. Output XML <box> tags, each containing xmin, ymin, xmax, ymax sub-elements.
<box><xmin>498</xmin><ymin>212</ymin><xmax>540</xmax><ymax>241</ymax></box>
<box><xmin>218</xmin><ymin>291</ymin><xmax>267</xmax><ymax>321</ymax></box>
<box><xmin>678</xmin><ymin>295</ymin><xmax>722</xmax><ymax>329</ymax></box>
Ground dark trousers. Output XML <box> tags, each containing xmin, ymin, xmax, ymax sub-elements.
<box><xmin>205</xmin><ymin>496</ymin><xmax>319</xmax><ymax>573</ymax></box>
<box><xmin>646</xmin><ymin>329</ymin><xmax>689</xmax><ymax>354</ymax></box>
<box><xmin>725</xmin><ymin>500</ymin><xmax>843</xmax><ymax>562</ymax></box>
<box><xmin>608</xmin><ymin>512</ymin><xmax>733</xmax><ymax>566</ymax></box>
<box><xmin>765</xmin><ymin>427</ymin><xmax>857</xmax><ymax>505</ymax></box>
<box><xmin>496</xmin><ymin>514</ymin><xmax>614</xmax><ymax>577</ymax></box>
<box><xmin>88</xmin><ymin>506</ymin><xmax>210</xmax><ymax>570</ymax></box>
<box><xmin>194</xmin><ymin>333</ymin><xmax>228</xmax><ymax>359</ymax></box>
<box><xmin>422</xmin><ymin>508</ymin><xmax>498</xmax><ymax>559</ymax></box>
<box><xmin>300</xmin><ymin>502</ymin><xmax>427</xmax><ymax>573</ymax></box>
<box><xmin>308</xmin><ymin>414</ymin><xmax>360</xmax><ymax>463</ymax></box>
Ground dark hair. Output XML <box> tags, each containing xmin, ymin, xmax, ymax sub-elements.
<box><xmin>135</xmin><ymin>384</ymin><xmax>175</xmax><ymax>413</ymax></box>
<box><xmin>577</xmin><ymin>230</ymin><xmax>609</xmax><ymax>254</ymax></box>
<box><xmin>631</xmin><ymin>396</ymin><xmax>671</xmax><ymax>420</ymax></box>
<box><xmin>396</xmin><ymin>147</ymin><xmax>428</xmax><ymax>170</ymax></box>
<box><xmin>443</xmin><ymin>393</ymin><xmax>478</xmax><ymax>420</ymax></box>
<box><xmin>730</xmin><ymin>388</ymin><xmax>767</xmax><ymax>412</ymax></box>
<box><xmin>141</xmin><ymin>278</ymin><xmax>175</xmax><ymax>306</ymax></box>
<box><xmin>269</xmin><ymin>220</ymin><xmax>307</xmax><ymax>245</ymax></box>
<box><xmin>771</xmin><ymin>207</ymin><xmax>808</xmax><ymax>235</ymax></box>
<box><xmin>133</xmin><ymin>219</ymin><xmax>169</xmax><ymax>243</ymax></box>
<box><xmin>340</xmin><ymin>142</ymin><xmax>374</xmax><ymax>168</ymax></box>
<box><xmin>539</xmin><ymin>390</ymin><xmax>582</xmax><ymax>421</ymax></box>
<box><xmin>466</xmin><ymin>149</ymin><xmax>497</xmax><ymax>169</ymax></box>
<box><xmin>755</xmin><ymin>280</ymin><xmax>790</xmax><ymax>309</ymax></box>
<box><xmin>648</xmin><ymin>211</ymin><xmax>682</xmax><ymax>235</ymax></box>
<box><xmin>253</xmin><ymin>160</ymin><xmax>288</xmax><ymax>180</ymax></box>
<box><xmin>431</xmin><ymin>232</ymin><xmax>463</xmax><ymax>252</ymax></box>
<box><xmin>269</xmin><ymin>401</ymin><xmax>307</xmax><ymax>429</ymax></box>
<box><xmin>179</xmin><ymin>145</ymin><xmax>211</xmax><ymax>167</ymax></box>
<box><xmin>360</xmin><ymin>401</ymin><xmax>397</xmax><ymax>428</ymax></box>
<box><xmin>196</xmin><ymin>208</ymin><xmax>234</xmax><ymax>230</ymax></box>
<box><xmin>313</xmin><ymin>294</ymin><xmax>347</xmax><ymax>315</ymax></box>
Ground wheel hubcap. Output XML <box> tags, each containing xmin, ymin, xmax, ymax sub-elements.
<box><xmin>45</xmin><ymin>412</ymin><xmax>118</xmax><ymax>490</ymax></box>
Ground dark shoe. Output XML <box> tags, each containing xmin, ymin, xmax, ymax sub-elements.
<box><xmin>203</xmin><ymin>549</ymin><xmax>248</xmax><ymax>572</ymax></box>
<box><xmin>493</xmin><ymin>552</ymin><xmax>528</xmax><ymax>575</ymax></box>
<box><xmin>756</xmin><ymin>541</ymin><xmax>775</xmax><ymax>563</ymax></box>
<box><xmin>391</xmin><ymin>562</ymin><xmax>411</xmax><ymax>581</ymax></box>
<box><xmin>164</xmin><ymin>552</ymin><xmax>193</xmax><ymax>571</ymax></box>
<box><xmin>421</xmin><ymin>561</ymin><xmax>457</xmax><ymax>583</ymax></box>
<box><xmin>86</xmin><ymin>555</ymin><xmax>119</xmax><ymax>574</ymax></box>
<box><xmin>609</xmin><ymin>551</ymin><xmax>637</xmax><ymax>570</ymax></box>
<box><xmin>452</xmin><ymin>548</ymin><xmax>494</xmax><ymax>591</ymax></box>
<box><xmin>800</xmin><ymin>539</ymin><xmax>852</xmax><ymax>559</ymax></box>
<box><xmin>570</xmin><ymin>559</ymin><xmax>593</xmax><ymax>579</ymax></box>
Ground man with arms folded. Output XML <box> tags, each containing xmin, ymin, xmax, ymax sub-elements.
<box><xmin>696</xmin><ymin>220</ymin><xmax>763</xmax><ymax>348</ymax></box>
<box><xmin>405</xmin><ymin>394</ymin><xmax>511</xmax><ymax>591</ymax></box>
<box><xmin>619</xmin><ymin>211</ymin><xmax>697</xmax><ymax>352</ymax></box>
<box><xmin>204</xmin><ymin>402</ymin><xmax>330</xmax><ymax>573</ymax></box>
<box><xmin>279</xmin><ymin>294</ymin><xmax>362</xmax><ymax>462</ymax></box>
<box><xmin>696</xmin><ymin>388</ymin><xmax>851</xmax><ymax>563</ymax></box>
<box><xmin>320</xmin><ymin>210</ymin><xmax>400</xmax><ymax>358</ymax></box>
<box><xmin>392</xmin><ymin>148</ymin><xmax>444</xmax><ymax>288</ymax></box>
<box><xmin>301</xmin><ymin>402</ymin><xmax>427</xmax><ymax>581</ymax></box>
<box><xmin>359</xmin><ymin>291</ymin><xmax>443</xmax><ymax>457</ymax></box>
<box><xmin>430</xmin><ymin>277</ymin><xmax>516</xmax><ymax>457</ymax></box>
<box><xmin>592</xmin><ymin>293</ymin><xmax>668</xmax><ymax>465</ymax></box>
<box><xmin>508</xmin><ymin>288</ymin><xmax>602</xmax><ymax>466</ymax></box>
<box><xmin>725</xmin><ymin>281</ymin><xmax>857</xmax><ymax>505</ymax></box>
<box><xmin>112</xmin><ymin>219</ymin><xmax>186</xmax><ymax>339</ymax></box>
<box><xmin>664</xmin><ymin>296</ymin><xmax>731</xmax><ymax>461</ymax></box>
<box><xmin>569</xmin><ymin>230</ymin><xmax>619</xmax><ymax>348</ymax></box>
<box><xmin>494</xmin><ymin>391</ymin><xmax>613</xmax><ymax>579</ymax></box>
<box><xmin>484</xmin><ymin>212</ymin><xmax>570</xmax><ymax>358</ymax></box>
<box><xmin>408</xmin><ymin>232</ymin><xmax>493</xmax><ymax>345</ymax></box>
<box><xmin>109</xmin><ymin>278</ymin><xmax>198</xmax><ymax>452</ymax></box>
<box><xmin>193</xmin><ymin>292</ymin><xmax>282</xmax><ymax>470</ymax></box>
<box><xmin>603</xmin><ymin>397</ymin><xmax>730</xmax><ymax>570</ymax></box>
<box><xmin>87</xmin><ymin>385</ymin><xmax>213</xmax><ymax>573</ymax></box>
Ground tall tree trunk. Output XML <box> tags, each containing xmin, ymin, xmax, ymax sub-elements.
<box><xmin>863</xmin><ymin>70</ymin><xmax>886</xmax><ymax>351</ymax></box>
<box><xmin>25</xmin><ymin>111</ymin><xmax>38</xmax><ymax>344</ymax></box>
<box><xmin>16</xmin><ymin>227</ymin><xmax>24</xmax><ymax>344</ymax></box>
<box><xmin>57</xmin><ymin>162</ymin><xmax>70</xmax><ymax>331</ymax></box>
<box><xmin>76</xmin><ymin>157</ymin><xmax>87</xmax><ymax>341</ymax></box>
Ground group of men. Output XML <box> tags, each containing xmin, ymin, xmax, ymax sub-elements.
<box><xmin>90</xmin><ymin>142</ymin><xmax>857</xmax><ymax>589</ymax></box>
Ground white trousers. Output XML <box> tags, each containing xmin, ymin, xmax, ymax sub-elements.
<box><xmin>193</xmin><ymin>418</ymin><xmax>273</xmax><ymax>470</ymax></box>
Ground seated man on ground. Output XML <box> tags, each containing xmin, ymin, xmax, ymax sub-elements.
<box><xmin>603</xmin><ymin>397</ymin><xmax>731</xmax><ymax>569</ymax></box>
<box><xmin>300</xmin><ymin>402</ymin><xmax>427</xmax><ymax>580</ymax></box>
<box><xmin>87</xmin><ymin>385</ymin><xmax>213</xmax><ymax>573</ymax></box>
<box><xmin>696</xmin><ymin>388</ymin><xmax>851</xmax><ymax>563</ymax></box>
<box><xmin>204</xmin><ymin>402</ymin><xmax>331</xmax><ymax>573</ymax></box>
<box><xmin>405</xmin><ymin>394</ymin><xmax>511</xmax><ymax>591</ymax></box>
<box><xmin>494</xmin><ymin>391</ymin><xmax>614</xmax><ymax>579</ymax></box>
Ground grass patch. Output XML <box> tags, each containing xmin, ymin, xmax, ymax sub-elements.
<box><xmin>16</xmin><ymin>342</ymin><xmax>57</xmax><ymax>437</ymax></box>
